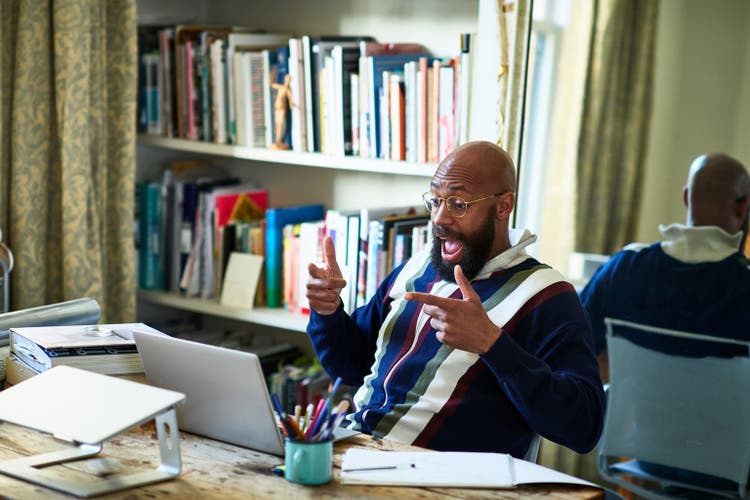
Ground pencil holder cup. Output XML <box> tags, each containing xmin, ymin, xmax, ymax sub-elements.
<box><xmin>284</xmin><ymin>438</ymin><xmax>333</xmax><ymax>485</ymax></box>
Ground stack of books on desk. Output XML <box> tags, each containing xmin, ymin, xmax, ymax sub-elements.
<box><xmin>4</xmin><ymin>323</ymin><xmax>163</xmax><ymax>386</ymax></box>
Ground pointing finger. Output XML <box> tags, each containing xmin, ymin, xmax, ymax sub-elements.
<box><xmin>454</xmin><ymin>265</ymin><xmax>480</xmax><ymax>302</ymax></box>
<box><xmin>322</xmin><ymin>236</ymin><xmax>342</xmax><ymax>277</ymax></box>
<box><xmin>404</xmin><ymin>291</ymin><xmax>453</xmax><ymax>308</ymax></box>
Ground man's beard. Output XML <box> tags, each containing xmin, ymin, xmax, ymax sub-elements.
<box><xmin>430</xmin><ymin>210</ymin><xmax>496</xmax><ymax>282</ymax></box>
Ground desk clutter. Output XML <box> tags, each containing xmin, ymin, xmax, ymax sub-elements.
<box><xmin>0</xmin><ymin>325</ymin><xmax>606</xmax><ymax>497</ymax></box>
<box><xmin>272</xmin><ymin>376</ymin><xmax>348</xmax><ymax>443</ymax></box>
<box><xmin>3</xmin><ymin>323</ymin><xmax>165</xmax><ymax>387</ymax></box>
<box><xmin>0</xmin><ymin>365</ymin><xmax>185</xmax><ymax>497</ymax></box>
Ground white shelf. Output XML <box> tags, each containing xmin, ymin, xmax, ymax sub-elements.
<box><xmin>138</xmin><ymin>135</ymin><xmax>436</xmax><ymax>177</ymax></box>
<box><xmin>137</xmin><ymin>290</ymin><xmax>310</xmax><ymax>333</ymax></box>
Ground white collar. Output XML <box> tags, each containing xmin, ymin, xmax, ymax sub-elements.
<box><xmin>474</xmin><ymin>228</ymin><xmax>537</xmax><ymax>279</ymax></box>
<box><xmin>659</xmin><ymin>223</ymin><xmax>742</xmax><ymax>263</ymax></box>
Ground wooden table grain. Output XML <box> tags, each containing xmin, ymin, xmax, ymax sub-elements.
<box><xmin>0</xmin><ymin>422</ymin><xmax>603</xmax><ymax>499</ymax></box>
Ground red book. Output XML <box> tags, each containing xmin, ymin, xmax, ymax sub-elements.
<box><xmin>213</xmin><ymin>185</ymin><xmax>268</xmax><ymax>229</ymax></box>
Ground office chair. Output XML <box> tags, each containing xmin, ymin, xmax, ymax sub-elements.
<box><xmin>523</xmin><ymin>433</ymin><xmax>542</xmax><ymax>463</ymax></box>
<box><xmin>597</xmin><ymin>317</ymin><xmax>750</xmax><ymax>500</ymax></box>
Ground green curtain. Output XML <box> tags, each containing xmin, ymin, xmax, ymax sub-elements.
<box><xmin>495</xmin><ymin>0</ymin><xmax>532</xmax><ymax>165</ymax></box>
<box><xmin>0</xmin><ymin>0</ymin><xmax>137</xmax><ymax>321</ymax></box>
<box><xmin>538</xmin><ymin>0</ymin><xmax>659</xmax><ymax>485</ymax></box>
<box><xmin>575</xmin><ymin>0</ymin><xmax>659</xmax><ymax>254</ymax></box>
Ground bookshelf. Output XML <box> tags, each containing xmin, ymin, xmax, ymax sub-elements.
<box><xmin>138</xmin><ymin>289</ymin><xmax>308</xmax><ymax>332</ymax></box>
<box><xmin>138</xmin><ymin>135</ymin><xmax>436</xmax><ymax>177</ymax></box>
<box><xmin>135</xmin><ymin>0</ymin><xmax>488</xmax><ymax>338</ymax></box>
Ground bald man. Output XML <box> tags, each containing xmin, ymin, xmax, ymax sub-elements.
<box><xmin>306</xmin><ymin>141</ymin><xmax>605</xmax><ymax>458</ymax></box>
<box><xmin>581</xmin><ymin>152</ymin><xmax>750</xmax><ymax>375</ymax></box>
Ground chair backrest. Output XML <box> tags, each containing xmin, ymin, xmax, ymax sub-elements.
<box><xmin>523</xmin><ymin>433</ymin><xmax>541</xmax><ymax>463</ymax></box>
<box><xmin>598</xmin><ymin>317</ymin><xmax>750</xmax><ymax>492</ymax></box>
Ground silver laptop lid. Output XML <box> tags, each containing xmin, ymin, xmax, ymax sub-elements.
<box><xmin>133</xmin><ymin>331</ymin><xmax>284</xmax><ymax>456</ymax></box>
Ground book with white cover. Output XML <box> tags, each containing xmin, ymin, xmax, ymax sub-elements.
<box><xmin>9</xmin><ymin>323</ymin><xmax>164</xmax><ymax>375</ymax></box>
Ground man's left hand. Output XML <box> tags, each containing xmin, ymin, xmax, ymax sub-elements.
<box><xmin>404</xmin><ymin>265</ymin><xmax>502</xmax><ymax>354</ymax></box>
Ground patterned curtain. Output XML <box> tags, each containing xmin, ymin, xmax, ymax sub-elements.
<box><xmin>497</xmin><ymin>0</ymin><xmax>532</xmax><ymax>164</ymax></box>
<box><xmin>575</xmin><ymin>0</ymin><xmax>659</xmax><ymax>254</ymax></box>
<box><xmin>0</xmin><ymin>0</ymin><xmax>137</xmax><ymax>322</ymax></box>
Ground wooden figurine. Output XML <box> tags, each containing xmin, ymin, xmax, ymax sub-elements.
<box><xmin>270</xmin><ymin>74</ymin><xmax>293</xmax><ymax>150</ymax></box>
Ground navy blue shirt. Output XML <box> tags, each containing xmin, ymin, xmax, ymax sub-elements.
<box><xmin>580</xmin><ymin>224</ymin><xmax>750</xmax><ymax>355</ymax></box>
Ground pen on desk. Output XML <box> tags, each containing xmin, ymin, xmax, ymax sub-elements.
<box><xmin>285</xmin><ymin>415</ymin><xmax>305</xmax><ymax>440</ymax></box>
<box><xmin>321</xmin><ymin>400</ymin><xmax>350</xmax><ymax>441</ymax></box>
<box><xmin>342</xmin><ymin>463</ymin><xmax>416</xmax><ymax>473</ymax></box>
<box><xmin>304</xmin><ymin>397</ymin><xmax>328</xmax><ymax>441</ymax></box>
<box><xmin>307</xmin><ymin>406</ymin><xmax>328</xmax><ymax>441</ymax></box>
<box><xmin>301</xmin><ymin>403</ymin><xmax>314</xmax><ymax>433</ymax></box>
<box><xmin>270</xmin><ymin>393</ymin><xmax>295</xmax><ymax>439</ymax></box>
<box><xmin>326</xmin><ymin>377</ymin><xmax>342</xmax><ymax>406</ymax></box>
<box><xmin>293</xmin><ymin>404</ymin><xmax>302</xmax><ymax>426</ymax></box>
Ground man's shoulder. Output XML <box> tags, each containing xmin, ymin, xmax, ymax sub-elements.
<box><xmin>505</xmin><ymin>257</ymin><xmax>578</xmax><ymax>295</ymax></box>
<box><xmin>600</xmin><ymin>242</ymin><xmax>662</xmax><ymax>270</ymax></box>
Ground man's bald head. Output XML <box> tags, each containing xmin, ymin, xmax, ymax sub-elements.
<box><xmin>684</xmin><ymin>153</ymin><xmax>750</xmax><ymax>235</ymax></box>
<box><xmin>434</xmin><ymin>141</ymin><xmax>517</xmax><ymax>195</ymax></box>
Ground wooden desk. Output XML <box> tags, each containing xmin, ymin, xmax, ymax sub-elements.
<box><xmin>0</xmin><ymin>422</ymin><xmax>603</xmax><ymax>499</ymax></box>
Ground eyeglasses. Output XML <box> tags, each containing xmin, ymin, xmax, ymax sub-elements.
<box><xmin>422</xmin><ymin>191</ymin><xmax>504</xmax><ymax>218</ymax></box>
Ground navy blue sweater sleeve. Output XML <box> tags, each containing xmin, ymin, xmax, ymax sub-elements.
<box><xmin>480</xmin><ymin>291</ymin><xmax>606</xmax><ymax>454</ymax></box>
<box><xmin>306</xmin><ymin>267</ymin><xmax>401</xmax><ymax>386</ymax></box>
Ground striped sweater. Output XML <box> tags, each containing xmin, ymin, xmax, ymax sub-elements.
<box><xmin>307</xmin><ymin>229</ymin><xmax>605</xmax><ymax>457</ymax></box>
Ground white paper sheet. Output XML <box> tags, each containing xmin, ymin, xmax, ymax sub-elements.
<box><xmin>340</xmin><ymin>449</ymin><xmax>513</xmax><ymax>487</ymax></box>
<box><xmin>340</xmin><ymin>448</ymin><xmax>602</xmax><ymax>489</ymax></box>
<box><xmin>512</xmin><ymin>457</ymin><xmax>599</xmax><ymax>487</ymax></box>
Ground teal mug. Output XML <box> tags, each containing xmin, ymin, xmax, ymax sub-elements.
<box><xmin>284</xmin><ymin>438</ymin><xmax>333</xmax><ymax>485</ymax></box>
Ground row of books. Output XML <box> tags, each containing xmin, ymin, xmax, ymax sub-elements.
<box><xmin>137</xmin><ymin>25</ymin><xmax>476</xmax><ymax>163</ymax></box>
<box><xmin>289</xmin><ymin>207</ymin><xmax>432</xmax><ymax>315</ymax></box>
<box><xmin>136</xmin><ymin>164</ymin><xmax>432</xmax><ymax>313</ymax></box>
<box><xmin>137</xmin><ymin>162</ymin><xmax>268</xmax><ymax>302</ymax></box>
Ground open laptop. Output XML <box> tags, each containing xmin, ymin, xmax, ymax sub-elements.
<box><xmin>133</xmin><ymin>330</ymin><xmax>357</xmax><ymax>456</ymax></box>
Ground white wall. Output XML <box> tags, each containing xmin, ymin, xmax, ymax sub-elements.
<box><xmin>733</xmin><ymin>4</ymin><xmax>750</xmax><ymax>163</ymax></box>
<box><xmin>637</xmin><ymin>0</ymin><xmax>750</xmax><ymax>242</ymax></box>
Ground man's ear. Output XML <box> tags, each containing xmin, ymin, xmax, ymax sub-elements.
<box><xmin>735</xmin><ymin>195</ymin><xmax>750</xmax><ymax>220</ymax></box>
<box><xmin>497</xmin><ymin>192</ymin><xmax>515</xmax><ymax>220</ymax></box>
<box><xmin>683</xmin><ymin>186</ymin><xmax>689</xmax><ymax>208</ymax></box>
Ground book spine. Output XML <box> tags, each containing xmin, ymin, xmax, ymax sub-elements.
<box><xmin>288</xmin><ymin>38</ymin><xmax>304</xmax><ymax>152</ymax></box>
<box><xmin>350</xmin><ymin>73</ymin><xmax>360</xmax><ymax>157</ymax></box>
<box><xmin>438</xmin><ymin>63</ymin><xmax>455</xmax><ymax>161</ymax></box>
<box><xmin>143</xmin><ymin>53</ymin><xmax>162</xmax><ymax>135</ymax></box>
<box><xmin>249</xmin><ymin>52</ymin><xmax>267</xmax><ymax>148</ymax></box>
<box><xmin>301</xmin><ymin>36</ymin><xmax>316</xmax><ymax>152</ymax></box>
<box><xmin>210</xmin><ymin>38</ymin><xmax>227</xmax><ymax>144</ymax></box>
<box><xmin>138</xmin><ymin>182</ymin><xmax>165</xmax><ymax>290</ymax></box>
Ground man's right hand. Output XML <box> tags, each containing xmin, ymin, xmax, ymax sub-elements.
<box><xmin>306</xmin><ymin>236</ymin><xmax>347</xmax><ymax>315</ymax></box>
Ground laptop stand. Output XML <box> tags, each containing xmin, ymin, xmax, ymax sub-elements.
<box><xmin>0</xmin><ymin>366</ymin><xmax>185</xmax><ymax>497</ymax></box>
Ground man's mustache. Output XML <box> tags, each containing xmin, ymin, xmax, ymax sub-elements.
<box><xmin>433</xmin><ymin>226</ymin><xmax>460</xmax><ymax>240</ymax></box>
